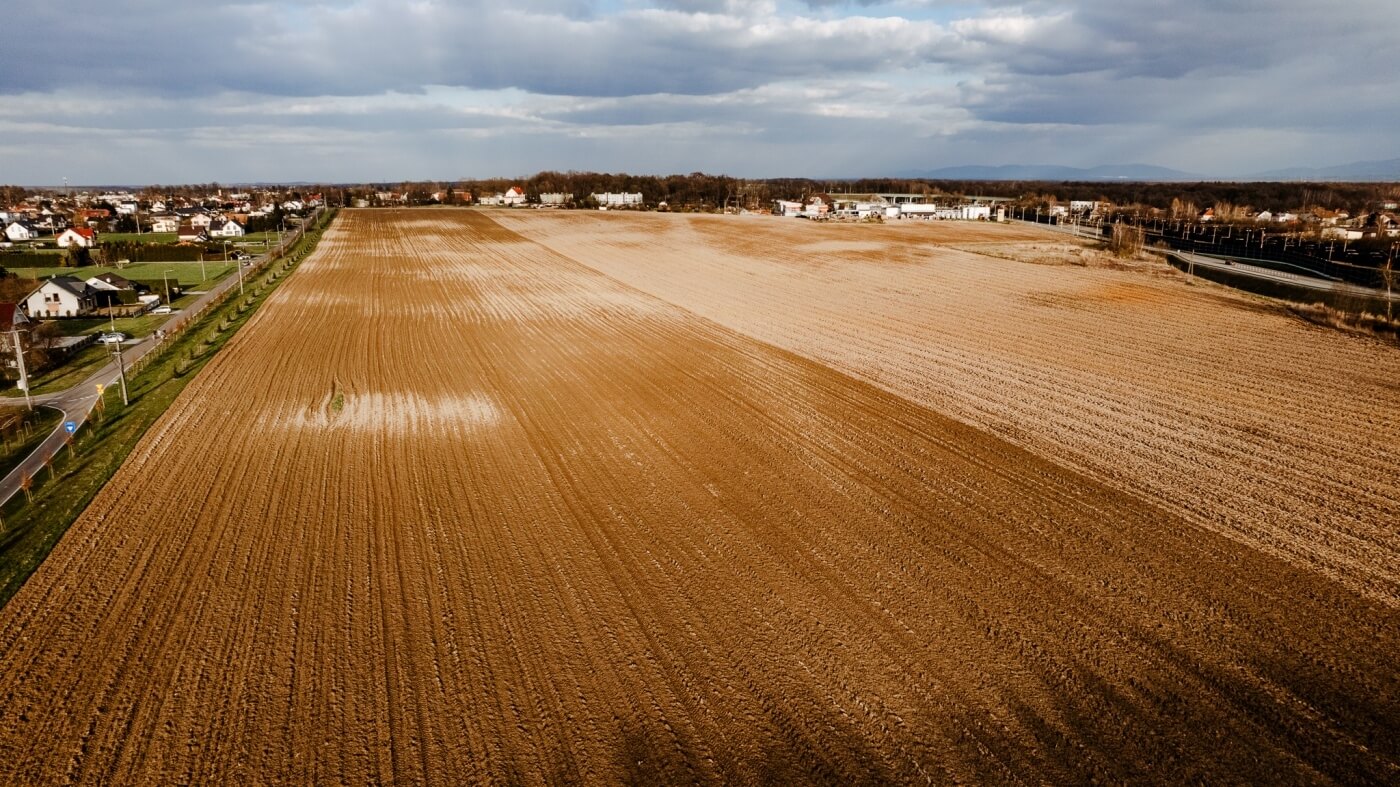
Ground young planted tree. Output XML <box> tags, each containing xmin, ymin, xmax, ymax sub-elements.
<box><xmin>1382</xmin><ymin>249</ymin><xmax>1396</xmax><ymax>322</ymax></box>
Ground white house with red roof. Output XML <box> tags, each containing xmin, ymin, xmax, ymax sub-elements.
<box><xmin>57</xmin><ymin>227</ymin><xmax>97</xmax><ymax>248</ymax></box>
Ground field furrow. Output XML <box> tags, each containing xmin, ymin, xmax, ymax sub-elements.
<box><xmin>0</xmin><ymin>209</ymin><xmax>1393</xmax><ymax>783</ymax></box>
<box><xmin>497</xmin><ymin>210</ymin><xmax>1400</xmax><ymax>604</ymax></box>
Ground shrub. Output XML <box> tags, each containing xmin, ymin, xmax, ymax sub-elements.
<box><xmin>1108</xmin><ymin>224</ymin><xmax>1145</xmax><ymax>258</ymax></box>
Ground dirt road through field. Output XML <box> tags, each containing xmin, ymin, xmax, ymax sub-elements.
<box><xmin>0</xmin><ymin>210</ymin><xmax>1393</xmax><ymax>783</ymax></box>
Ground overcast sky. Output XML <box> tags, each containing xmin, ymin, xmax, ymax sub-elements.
<box><xmin>1</xmin><ymin>0</ymin><xmax>1396</xmax><ymax>184</ymax></box>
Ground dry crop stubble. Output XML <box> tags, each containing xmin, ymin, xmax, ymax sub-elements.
<box><xmin>497</xmin><ymin>210</ymin><xmax>1400</xmax><ymax>606</ymax></box>
<box><xmin>0</xmin><ymin>209</ymin><xmax>1393</xmax><ymax>784</ymax></box>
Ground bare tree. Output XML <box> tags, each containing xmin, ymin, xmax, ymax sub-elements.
<box><xmin>1382</xmin><ymin>247</ymin><xmax>1396</xmax><ymax>322</ymax></box>
<box><xmin>1108</xmin><ymin>223</ymin><xmax>1145</xmax><ymax>258</ymax></box>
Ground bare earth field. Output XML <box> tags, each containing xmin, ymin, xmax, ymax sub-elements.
<box><xmin>498</xmin><ymin>210</ymin><xmax>1400</xmax><ymax>605</ymax></box>
<box><xmin>0</xmin><ymin>209</ymin><xmax>1394</xmax><ymax>783</ymax></box>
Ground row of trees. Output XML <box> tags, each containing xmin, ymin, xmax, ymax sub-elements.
<box><xmin>330</xmin><ymin>173</ymin><xmax>1398</xmax><ymax>215</ymax></box>
<box><xmin>9</xmin><ymin>176</ymin><xmax>1397</xmax><ymax>216</ymax></box>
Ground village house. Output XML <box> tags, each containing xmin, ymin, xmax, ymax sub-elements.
<box><xmin>772</xmin><ymin>200</ymin><xmax>804</xmax><ymax>217</ymax></box>
<box><xmin>56</xmin><ymin>227</ymin><xmax>97</xmax><ymax>248</ymax></box>
<box><xmin>78</xmin><ymin>208</ymin><xmax>110</xmax><ymax>225</ymax></box>
<box><xmin>831</xmin><ymin>199</ymin><xmax>883</xmax><ymax>219</ymax></box>
<box><xmin>4</xmin><ymin>221</ymin><xmax>37</xmax><ymax>242</ymax></box>
<box><xmin>24</xmin><ymin>276</ymin><xmax>96</xmax><ymax>318</ymax></box>
<box><xmin>209</xmin><ymin>218</ymin><xmax>246</xmax><ymax>238</ymax></box>
<box><xmin>177</xmin><ymin>221</ymin><xmax>208</xmax><ymax>243</ymax></box>
<box><xmin>36</xmin><ymin>208</ymin><xmax>68</xmax><ymax>232</ymax></box>
<box><xmin>84</xmin><ymin>273</ymin><xmax>152</xmax><ymax>310</ymax></box>
<box><xmin>502</xmin><ymin>187</ymin><xmax>527</xmax><ymax>206</ymax></box>
<box><xmin>539</xmin><ymin>193</ymin><xmax>572</xmax><ymax>206</ymax></box>
<box><xmin>151</xmin><ymin>216</ymin><xmax>179</xmax><ymax>233</ymax></box>
<box><xmin>86</xmin><ymin>272</ymin><xmax>142</xmax><ymax>292</ymax></box>
<box><xmin>1322</xmin><ymin>227</ymin><xmax>1367</xmax><ymax>241</ymax></box>
<box><xmin>0</xmin><ymin>304</ymin><xmax>31</xmax><ymax>366</ymax></box>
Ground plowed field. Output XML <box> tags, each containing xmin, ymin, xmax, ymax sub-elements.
<box><xmin>0</xmin><ymin>209</ymin><xmax>1394</xmax><ymax>783</ymax></box>
<box><xmin>498</xmin><ymin>210</ymin><xmax>1400</xmax><ymax>605</ymax></box>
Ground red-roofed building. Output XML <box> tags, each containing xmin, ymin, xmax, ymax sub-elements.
<box><xmin>57</xmin><ymin>227</ymin><xmax>97</xmax><ymax>248</ymax></box>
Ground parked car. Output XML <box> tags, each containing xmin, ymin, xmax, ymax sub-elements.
<box><xmin>98</xmin><ymin>332</ymin><xmax>127</xmax><ymax>345</ymax></box>
<box><xmin>151</xmin><ymin>305</ymin><xmax>173</xmax><ymax>315</ymax></box>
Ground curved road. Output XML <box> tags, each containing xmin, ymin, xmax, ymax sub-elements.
<box><xmin>0</xmin><ymin>211</ymin><xmax>321</xmax><ymax>507</ymax></box>
<box><xmin>1011</xmin><ymin>217</ymin><xmax>1398</xmax><ymax>303</ymax></box>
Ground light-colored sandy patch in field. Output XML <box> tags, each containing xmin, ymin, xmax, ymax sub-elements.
<box><xmin>797</xmin><ymin>240</ymin><xmax>888</xmax><ymax>254</ymax></box>
<box><xmin>257</xmin><ymin>391</ymin><xmax>501</xmax><ymax>434</ymax></box>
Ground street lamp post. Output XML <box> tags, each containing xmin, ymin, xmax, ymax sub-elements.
<box><xmin>163</xmin><ymin>269</ymin><xmax>174</xmax><ymax>305</ymax></box>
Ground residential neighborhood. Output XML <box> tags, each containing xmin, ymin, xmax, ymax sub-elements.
<box><xmin>0</xmin><ymin>185</ymin><xmax>322</xmax><ymax>392</ymax></box>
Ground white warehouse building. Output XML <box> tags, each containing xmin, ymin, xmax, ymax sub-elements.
<box><xmin>592</xmin><ymin>192</ymin><xmax>643</xmax><ymax>207</ymax></box>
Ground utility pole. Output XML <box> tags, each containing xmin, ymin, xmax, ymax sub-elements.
<box><xmin>11</xmin><ymin>328</ymin><xmax>31</xmax><ymax>411</ymax></box>
<box><xmin>110</xmin><ymin>340</ymin><xmax>129</xmax><ymax>406</ymax></box>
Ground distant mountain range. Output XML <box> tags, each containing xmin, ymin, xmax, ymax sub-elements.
<box><xmin>1248</xmin><ymin>158</ymin><xmax>1400</xmax><ymax>182</ymax></box>
<box><xmin>907</xmin><ymin>158</ymin><xmax>1400</xmax><ymax>183</ymax></box>
<box><xmin>909</xmin><ymin>163</ymin><xmax>1202</xmax><ymax>182</ymax></box>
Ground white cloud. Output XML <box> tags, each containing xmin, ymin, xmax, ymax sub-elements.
<box><xmin>0</xmin><ymin>0</ymin><xmax>1396</xmax><ymax>182</ymax></box>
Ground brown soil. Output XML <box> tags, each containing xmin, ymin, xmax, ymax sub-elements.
<box><xmin>497</xmin><ymin>210</ymin><xmax>1400</xmax><ymax>606</ymax></box>
<box><xmin>0</xmin><ymin>209</ymin><xmax>1394</xmax><ymax>783</ymax></box>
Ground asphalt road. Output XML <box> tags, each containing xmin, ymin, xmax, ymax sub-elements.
<box><xmin>1170</xmin><ymin>249</ymin><xmax>1399</xmax><ymax>300</ymax></box>
<box><xmin>0</xmin><ymin>212</ymin><xmax>319</xmax><ymax>508</ymax></box>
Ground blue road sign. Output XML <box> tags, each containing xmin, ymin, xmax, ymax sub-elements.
<box><xmin>64</xmin><ymin>421</ymin><xmax>76</xmax><ymax>434</ymax></box>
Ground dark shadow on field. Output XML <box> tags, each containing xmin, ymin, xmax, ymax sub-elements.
<box><xmin>612</xmin><ymin>701</ymin><xmax>896</xmax><ymax>785</ymax></box>
<box><xmin>985</xmin><ymin>609</ymin><xmax>1400</xmax><ymax>785</ymax></box>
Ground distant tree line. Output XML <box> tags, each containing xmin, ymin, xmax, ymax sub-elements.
<box><xmin>9</xmin><ymin>176</ymin><xmax>1397</xmax><ymax>217</ymax></box>
<box><xmin>326</xmin><ymin>174</ymin><xmax>1398</xmax><ymax>215</ymax></box>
